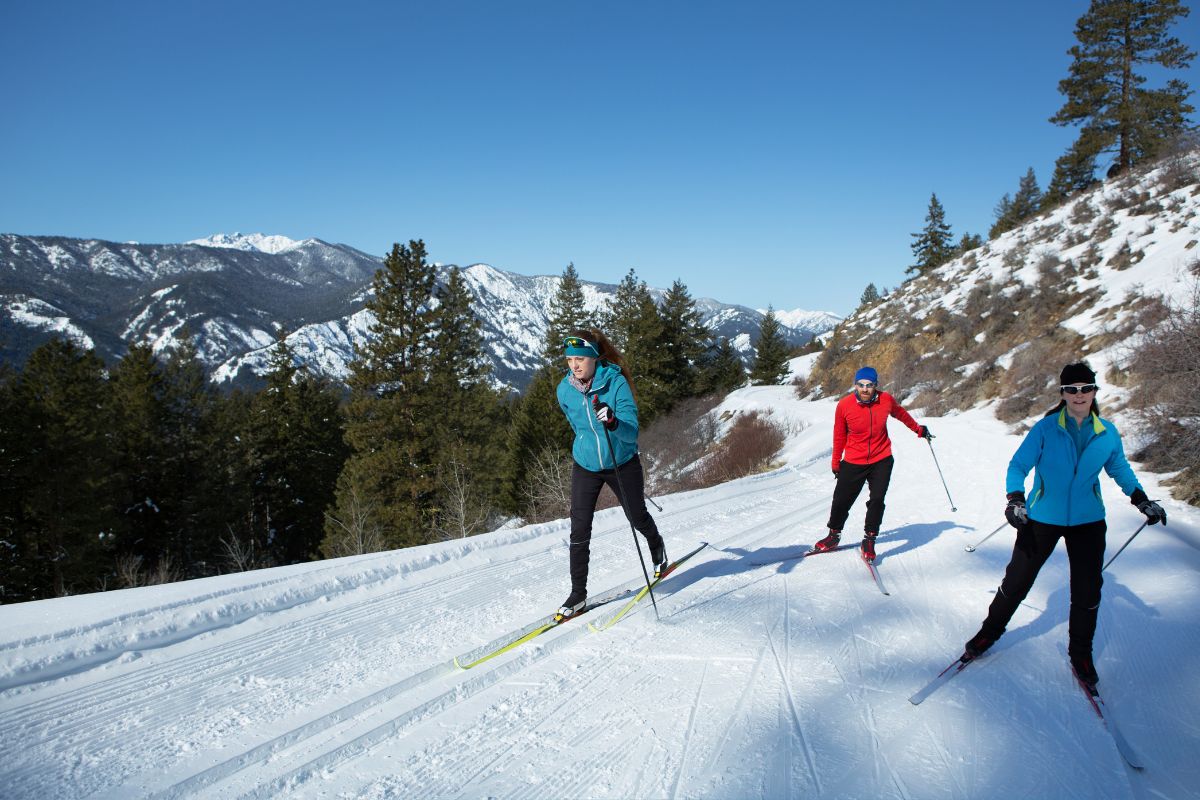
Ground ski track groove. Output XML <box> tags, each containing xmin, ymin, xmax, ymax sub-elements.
<box><xmin>766</xmin><ymin>617</ymin><xmax>821</xmax><ymax>797</ymax></box>
<box><xmin>1</xmin><ymin>478</ymin><xmax>802</xmax><ymax>799</ymax></box>
<box><xmin>668</xmin><ymin>660</ymin><xmax>708</xmax><ymax>800</ymax></box>
<box><xmin>704</xmin><ymin>638</ymin><xmax>772</xmax><ymax>783</ymax></box>
<box><xmin>202</xmin><ymin>508</ymin><xmax>729</xmax><ymax>800</ymax></box>
<box><xmin>19</xmin><ymin>463</ymin><xmax>1183</xmax><ymax>798</ymax></box>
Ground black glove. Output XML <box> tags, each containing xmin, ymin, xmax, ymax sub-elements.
<box><xmin>593</xmin><ymin>397</ymin><xmax>618</xmax><ymax>431</ymax></box>
<box><xmin>918</xmin><ymin>425</ymin><xmax>934</xmax><ymax>440</ymax></box>
<box><xmin>1130</xmin><ymin>488</ymin><xmax>1167</xmax><ymax>525</ymax></box>
<box><xmin>1004</xmin><ymin>491</ymin><xmax>1028</xmax><ymax>529</ymax></box>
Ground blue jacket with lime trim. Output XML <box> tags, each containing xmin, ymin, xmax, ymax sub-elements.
<box><xmin>1006</xmin><ymin>408</ymin><xmax>1142</xmax><ymax>526</ymax></box>
<box><xmin>556</xmin><ymin>362</ymin><xmax>640</xmax><ymax>471</ymax></box>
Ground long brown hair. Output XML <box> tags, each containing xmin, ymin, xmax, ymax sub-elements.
<box><xmin>567</xmin><ymin>328</ymin><xmax>638</xmax><ymax>401</ymax></box>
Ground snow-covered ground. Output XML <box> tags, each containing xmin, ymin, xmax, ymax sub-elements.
<box><xmin>2</xmin><ymin>387</ymin><xmax>1198</xmax><ymax>799</ymax></box>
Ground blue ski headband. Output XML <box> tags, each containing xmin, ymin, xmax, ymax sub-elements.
<box><xmin>563</xmin><ymin>336</ymin><xmax>600</xmax><ymax>358</ymax></box>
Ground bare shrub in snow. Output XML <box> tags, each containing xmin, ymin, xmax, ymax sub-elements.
<box><xmin>1125</xmin><ymin>282</ymin><xmax>1200</xmax><ymax>505</ymax></box>
<box><xmin>432</xmin><ymin>456</ymin><xmax>497</xmax><ymax>540</ymax></box>
<box><xmin>995</xmin><ymin>331</ymin><xmax>1086</xmax><ymax>424</ymax></box>
<box><xmin>1070</xmin><ymin>199</ymin><xmax>1098</xmax><ymax>226</ymax></box>
<box><xmin>521</xmin><ymin>445</ymin><xmax>574</xmax><ymax>523</ymax></box>
<box><xmin>639</xmin><ymin>394</ymin><xmax>723</xmax><ymax>494</ymax></box>
<box><xmin>321</xmin><ymin>486</ymin><xmax>386</xmax><ymax>558</ymax></box>
<box><xmin>684</xmin><ymin>411</ymin><xmax>785</xmax><ymax>488</ymax></box>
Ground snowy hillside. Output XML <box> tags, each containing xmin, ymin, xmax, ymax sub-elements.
<box><xmin>2</xmin><ymin>386</ymin><xmax>1197</xmax><ymax>799</ymax></box>
<box><xmin>809</xmin><ymin>149</ymin><xmax>1200</xmax><ymax>423</ymax></box>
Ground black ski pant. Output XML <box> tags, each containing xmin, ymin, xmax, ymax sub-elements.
<box><xmin>979</xmin><ymin>519</ymin><xmax>1106</xmax><ymax>657</ymax></box>
<box><xmin>826</xmin><ymin>456</ymin><xmax>894</xmax><ymax>534</ymax></box>
<box><xmin>569</xmin><ymin>455</ymin><xmax>662</xmax><ymax>595</ymax></box>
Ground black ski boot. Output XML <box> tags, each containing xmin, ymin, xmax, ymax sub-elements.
<box><xmin>964</xmin><ymin>628</ymin><xmax>996</xmax><ymax>660</ymax></box>
<box><xmin>556</xmin><ymin>589</ymin><xmax>587</xmax><ymax>621</ymax></box>
<box><xmin>650</xmin><ymin>538</ymin><xmax>668</xmax><ymax>578</ymax></box>
<box><xmin>1070</xmin><ymin>651</ymin><xmax>1099</xmax><ymax>687</ymax></box>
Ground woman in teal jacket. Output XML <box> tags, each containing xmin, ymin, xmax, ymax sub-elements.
<box><xmin>555</xmin><ymin>329</ymin><xmax>666</xmax><ymax>620</ymax></box>
<box><xmin>963</xmin><ymin>363</ymin><xmax>1166</xmax><ymax>686</ymax></box>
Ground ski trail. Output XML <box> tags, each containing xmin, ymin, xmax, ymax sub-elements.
<box><xmin>668</xmin><ymin>660</ymin><xmax>708</xmax><ymax>800</ymax></box>
<box><xmin>766</xmin><ymin>615</ymin><xmax>822</xmax><ymax>796</ymax></box>
<box><xmin>705</xmin><ymin>640</ymin><xmax>772</xmax><ymax>772</ymax></box>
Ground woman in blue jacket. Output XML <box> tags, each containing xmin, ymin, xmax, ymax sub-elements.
<box><xmin>963</xmin><ymin>363</ymin><xmax>1166</xmax><ymax>686</ymax></box>
<box><xmin>555</xmin><ymin>329</ymin><xmax>666</xmax><ymax>620</ymax></box>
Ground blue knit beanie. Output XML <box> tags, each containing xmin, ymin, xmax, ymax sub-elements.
<box><xmin>854</xmin><ymin>367</ymin><xmax>878</xmax><ymax>384</ymax></box>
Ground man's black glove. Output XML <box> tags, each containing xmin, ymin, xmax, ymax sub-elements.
<box><xmin>593</xmin><ymin>397</ymin><xmax>618</xmax><ymax>431</ymax></box>
<box><xmin>1130</xmin><ymin>488</ymin><xmax>1167</xmax><ymax>525</ymax></box>
<box><xmin>918</xmin><ymin>425</ymin><xmax>934</xmax><ymax>440</ymax></box>
<box><xmin>1004</xmin><ymin>491</ymin><xmax>1028</xmax><ymax>529</ymax></box>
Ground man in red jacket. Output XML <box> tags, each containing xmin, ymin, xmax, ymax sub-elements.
<box><xmin>813</xmin><ymin>366</ymin><xmax>932</xmax><ymax>562</ymax></box>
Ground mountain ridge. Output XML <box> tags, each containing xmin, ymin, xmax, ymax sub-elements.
<box><xmin>0</xmin><ymin>233</ymin><xmax>841</xmax><ymax>390</ymax></box>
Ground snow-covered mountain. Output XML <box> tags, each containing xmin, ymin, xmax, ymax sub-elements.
<box><xmin>1</xmin><ymin>384</ymin><xmax>1196</xmax><ymax>797</ymax></box>
<box><xmin>186</xmin><ymin>232</ymin><xmax>311</xmax><ymax>255</ymax></box>
<box><xmin>0</xmin><ymin>234</ymin><xmax>839</xmax><ymax>390</ymax></box>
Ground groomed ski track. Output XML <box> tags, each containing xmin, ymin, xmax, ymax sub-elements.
<box><xmin>2</xmin><ymin>390</ymin><xmax>1199</xmax><ymax>799</ymax></box>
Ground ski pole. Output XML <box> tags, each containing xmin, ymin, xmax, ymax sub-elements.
<box><xmin>926</xmin><ymin>438</ymin><xmax>957</xmax><ymax>512</ymax></box>
<box><xmin>1102</xmin><ymin>521</ymin><xmax>1148</xmax><ymax>572</ymax></box>
<box><xmin>646</xmin><ymin>495</ymin><xmax>663</xmax><ymax>512</ymax></box>
<box><xmin>597</xmin><ymin>400</ymin><xmax>659</xmax><ymax>621</ymax></box>
<box><xmin>965</xmin><ymin>522</ymin><xmax>1007</xmax><ymax>552</ymax></box>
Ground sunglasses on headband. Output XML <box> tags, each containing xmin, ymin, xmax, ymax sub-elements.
<box><xmin>1060</xmin><ymin>384</ymin><xmax>1099</xmax><ymax>394</ymax></box>
<box><xmin>562</xmin><ymin>336</ymin><xmax>600</xmax><ymax>356</ymax></box>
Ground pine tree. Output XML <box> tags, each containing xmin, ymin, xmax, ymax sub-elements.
<box><xmin>14</xmin><ymin>338</ymin><xmax>116</xmax><ymax>597</ymax></box>
<box><xmin>541</xmin><ymin>262</ymin><xmax>590</xmax><ymax>365</ymax></box>
<box><xmin>603</xmin><ymin>269</ymin><xmax>671</xmax><ymax>423</ymax></box>
<box><xmin>990</xmin><ymin>193</ymin><xmax>1015</xmax><ymax>239</ymax></box>
<box><xmin>0</xmin><ymin>363</ymin><xmax>38</xmax><ymax>601</ymax></box>
<box><xmin>957</xmin><ymin>232</ymin><xmax>985</xmax><ymax>255</ymax></box>
<box><xmin>239</xmin><ymin>333</ymin><xmax>347</xmax><ymax>566</ymax></box>
<box><xmin>749</xmin><ymin>308</ymin><xmax>791</xmax><ymax>386</ymax></box>
<box><xmin>160</xmin><ymin>334</ymin><xmax>221</xmax><ymax>575</ymax></box>
<box><xmin>908</xmin><ymin>193</ymin><xmax>955</xmax><ymax>274</ymax></box>
<box><xmin>697</xmin><ymin>337</ymin><xmax>747</xmax><ymax>395</ymax></box>
<box><xmin>991</xmin><ymin>168</ymin><xmax>1045</xmax><ymax>238</ymax></box>
<box><xmin>108</xmin><ymin>343</ymin><xmax>177</xmax><ymax>574</ymax></box>
<box><xmin>657</xmin><ymin>279</ymin><xmax>711</xmax><ymax>402</ymax></box>
<box><xmin>500</xmin><ymin>365</ymin><xmax>565</xmax><ymax>516</ymax></box>
<box><xmin>502</xmin><ymin>263</ymin><xmax>584</xmax><ymax>515</ymax></box>
<box><xmin>1012</xmin><ymin>168</ymin><xmax>1043</xmax><ymax>220</ymax></box>
<box><xmin>1047</xmin><ymin>0</ymin><xmax>1195</xmax><ymax>200</ymax></box>
<box><xmin>327</xmin><ymin>240</ymin><xmax>442</xmax><ymax>554</ymax></box>
<box><xmin>428</xmin><ymin>267</ymin><xmax>506</xmax><ymax>530</ymax></box>
<box><xmin>859</xmin><ymin>283</ymin><xmax>880</xmax><ymax>308</ymax></box>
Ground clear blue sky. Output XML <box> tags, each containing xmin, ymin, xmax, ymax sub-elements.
<box><xmin>3</xmin><ymin>1</ymin><xmax>1197</xmax><ymax>314</ymax></box>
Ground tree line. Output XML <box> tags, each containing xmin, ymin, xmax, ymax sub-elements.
<box><xmin>0</xmin><ymin>242</ymin><xmax>796</xmax><ymax>603</ymax></box>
